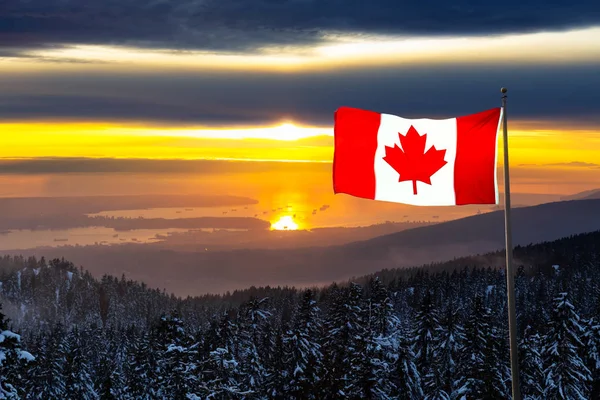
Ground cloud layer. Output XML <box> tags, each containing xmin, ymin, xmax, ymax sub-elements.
<box><xmin>3</xmin><ymin>0</ymin><xmax>600</xmax><ymax>55</ymax></box>
<box><xmin>1</xmin><ymin>64</ymin><xmax>599</xmax><ymax>126</ymax></box>
<box><xmin>0</xmin><ymin>158</ymin><xmax>332</xmax><ymax>174</ymax></box>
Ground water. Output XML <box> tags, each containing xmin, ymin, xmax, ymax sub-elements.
<box><xmin>0</xmin><ymin>169</ymin><xmax>572</xmax><ymax>251</ymax></box>
<box><xmin>0</xmin><ymin>227</ymin><xmax>193</xmax><ymax>251</ymax></box>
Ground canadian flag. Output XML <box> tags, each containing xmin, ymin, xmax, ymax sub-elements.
<box><xmin>333</xmin><ymin>107</ymin><xmax>503</xmax><ymax>206</ymax></box>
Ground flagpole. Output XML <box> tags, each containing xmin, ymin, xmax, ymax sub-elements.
<box><xmin>501</xmin><ymin>87</ymin><xmax>521</xmax><ymax>400</ymax></box>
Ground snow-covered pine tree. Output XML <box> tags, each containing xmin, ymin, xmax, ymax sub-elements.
<box><xmin>583</xmin><ymin>281</ymin><xmax>600</xmax><ymax>396</ymax></box>
<box><xmin>94</xmin><ymin>334</ymin><xmax>118</xmax><ymax>399</ymax></box>
<box><xmin>423</xmin><ymin>371</ymin><xmax>449</xmax><ymax>400</ymax></box>
<box><xmin>488</xmin><ymin>318</ymin><xmax>510</xmax><ymax>398</ymax></box>
<box><xmin>154</xmin><ymin>312</ymin><xmax>198</xmax><ymax>399</ymax></box>
<box><xmin>108</xmin><ymin>328</ymin><xmax>129</xmax><ymax>399</ymax></box>
<box><xmin>320</xmin><ymin>284</ymin><xmax>344</xmax><ymax>398</ymax></box>
<box><xmin>518</xmin><ymin>327</ymin><xmax>544</xmax><ymax>400</ymax></box>
<box><xmin>412</xmin><ymin>290</ymin><xmax>441</xmax><ymax>387</ymax></box>
<box><xmin>265</xmin><ymin>326</ymin><xmax>288</xmax><ymax>399</ymax></box>
<box><xmin>457</xmin><ymin>296</ymin><xmax>506</xmax><ymax>399</ymax></box>
<box><xmin>358</xmin><ymin>277</ymin><xmax>398</xmax><ymax>399</ymax></box>
<box><xmin>0</xmin><ymin>304</ymin><xmax>34</xmax><ymax>399</ymax></box>
<box><xmin>367</xmin><ymin>277</ymin><xmax>396</xmax><ymax>336</ymax></box>
<box><xmin>24</xmin><ymin>324</ymin><xmax>67</xmax><ymax>399</ymax></box>
<box><xmin>350</xmin><ymin>325</ymin><xmax>376</xmax><ymax>399</ymax></box>
<box><xmin>206</xmin><ymin>347</ymin><xmax>243</xmax><ymax>399</ymax></box>
<box><xmin>342</xmin><ymin>283</ymin><xmax>379</xmax><ymax>399</ymax></box>
<box><xmin>236</xmin><ymin>298</ymin><xmax>272</xmax><ymax>398</ymax></box>
<box><xmin>203</xmin><ymin>310</ymin><xmax>243</xmax><ymax>398</ymax></box>
<box><xmin>388</xmin><ymin>326</ymin><xmax>423</xmax><ymax>399</ymax></box>
<box><xmin>126</xmin><ymin>330</ymin><xmax>158</xmax><ymax>399</ymax></box>
<box><xmin>283</xmin><ymin>289</ymin><xmax>323</xmax><ymax>399</ymax></box>
<box><xmin>586</xmin><ymin>282</ymin><xmax>600</xmax><ymax>398</ymax></box>
<box><xmin>543</xmin><ymin>292</ymin><xmax>592</xmax><ymax>400</ymax></box>
<box><xmin>585</xmin><ymin>317</ymin><xmax>600</xmax><ymax>398</ymax></box>
<box><xmin>424</xmin><ymin>303</ymin><xmax>465</xmax><ymax>400</ymax></box>
<box><xmin>62</xmin><ymin>327</ymin><xmax>97</xmax><ymax>400</ymax></box>
<box><xmin>90</xmin><ymin>327</ymin><xmax>128</xmax><ymax>399</ymax></box>
<box><xmin>322</xmin><ymin>283</ymin><xmax>366</xmax><ymax>398</ymax></box>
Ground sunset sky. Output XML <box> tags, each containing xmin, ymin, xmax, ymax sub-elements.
<box><xmin>1</xmin><ymin>1</ymin><xmax>599</xmax><ymax>188</ymax></box>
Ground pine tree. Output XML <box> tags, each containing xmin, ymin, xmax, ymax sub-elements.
<box><xmin>413</xmin><ymin>291</ymin><xmax>441</xmax><ymax>376</ymax></box>
<box><xmin>585</xmin><ymin>318</ymin><xmax>600</xmax><ymax>399</ymax></box>
<box><xmin>284</xmin><ymin>289</ymin><xmax>323</xmax><ymax>399</ymax></box>
<box><xmin>236</xmin><ymin>298</ymin><xmax>271</xmax><ymax>397</ymax></box>
<box><xmin>206</xmin><ymin>347</ymin><xmax>243</xmax><ymax>398</ymax></box>
<box><xmin>201</xmin><ymin>311</ymin><xmax>243</xmax><ymax>398</ymax></box>
<box><xmin>321</xmin><ymin>283</ymin><xmax>364</xmax><ymax>398</ymax></box>
<box><xmin>63</xmin><ymin>328</ymin><xmax>97</xmax><ymax>400</ymax></box>
<box><xmin>91</xmin><ymin>328</ymin><xmax>127</xmax><ymax>399</ymax></box>
<box><xmin>389</xmin><ymin>327</ymin><xmax>423</xmax><ymax>399</ymax></box>
<box><xmin>126</xmin><ymin>331</ymin><xmax>158</xmax><ymax>399</ymax></box>
<box><xmin>108</xmin><ymin>329</ymin><xmax>129</xmax><ymax>399</ymax></box>
<box><xmin>360</xmin><ymin>277</ymin><xmax>397</xmax><ymax>399</ymax></box>
<box><xmin>458</xmin><ymin>296</ymin><xmax>506</xmax><ymax>399</ymax></box>
<box><xmin>154</xmin><ymin>312</ymin><xmax>198</xmax><ymax>399</ymax></box>
<box><xmin>320</xmin><ymin>284</ymin><xmax>347</xmax><ymax>398</ymax></box>
<box><xmin>519</xmin><ymin>327</ymin><xmax>544</xmax><ymax>400</ymax></box>
<box><xmin>24</xmin><ymin>325</ymin><xmax>66</xmax><ymax>399</ymax></box>
<box><xmin>543</xmin><ymin>292</ymin><xmax>592</xmax><ymax>399</ymax></box>
<box><xmin>265</xmin><ymin>326</ymin><xmax>288</xmax><ymax>399</ymax></box>
<box><xmin>425</xmin><ymin>304</ymin><xmax>465</xmax><ymax>400</ymax></box>
<box><xmin>0</xmin><ymin>304</ymin><xmax>35</xmax><ymax>399</ymax></box>
<box><xmin>95</xmin><ymin>342</ymin><xmax>116</xmax><ymax>399</ymax></box>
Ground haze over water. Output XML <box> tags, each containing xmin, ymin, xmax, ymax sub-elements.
<box><xmin>0</xmin><ymin>162</ymin><xmax>590</xmax><ymax>251</ymax></box>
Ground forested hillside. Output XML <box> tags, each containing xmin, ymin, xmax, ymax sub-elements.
<box><xmin>1</xmin><ymin>231</ymin><xmax>600</xmax><ymax>399</ymax></box>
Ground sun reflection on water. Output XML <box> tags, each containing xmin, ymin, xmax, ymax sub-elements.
<box><xmin>271</xmin><ymin>215</ymin><xmax>299</xmax><ymax>231</ymax></box>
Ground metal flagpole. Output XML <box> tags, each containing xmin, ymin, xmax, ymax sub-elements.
<box><xmin>501</xmin><ymin>87</ymin><xmax>521</xmax><ymax>400</ymax></box>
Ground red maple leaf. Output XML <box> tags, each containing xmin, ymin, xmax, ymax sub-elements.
<box><xmin>383</xmin><ymin>126</ymin><xmax>448</xmax><ymax>195</ymax></box>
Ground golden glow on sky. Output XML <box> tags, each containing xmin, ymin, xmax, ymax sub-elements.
<box><xmin>0</xmin><ymin>122</ymin><xmax>331</xmax><ymax>140</ymax></box>
<box><xmin>271</xmin><ymin>215</ymin><xmax>299</xmax><ymax>231</ymax></box>
<box><xmin>133</xmin><ymin>122</ymin><xmax>333</xmax><ymax>141</ymax></box>
<box><xmin>2</xmin><ymin>27</ymin><xmax>599</xmax><ymax>73</ymax></box>
<box><xmin>0</xmin><ymin>119</ymin><xmax>599</xmax><ymax>166</ymax></box>
<box><xmin>0</xmin><ymin>122</ymin><xmax>334</xmax><ymax>161</ymax></box>
<box><xmin>0</xmin><ymin>121</ymin><xmax>599</xmax><ymax>164</ymax></box>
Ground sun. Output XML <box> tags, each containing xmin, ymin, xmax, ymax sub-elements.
<box><xmin>271</xmin><ymin>215</ymin><xmax>299</xmax><ymax>231</ymax></box>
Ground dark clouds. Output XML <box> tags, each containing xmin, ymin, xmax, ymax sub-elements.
<box><xmin>1</xmin><ymin>64</ymin><xmax>599</xmax><ymax>126</ymax></box>
<box><xmin>0</xmin><ymin>94</ymin><xmax>272</xmax><ymax>125</ymax></box>
<box><xmin>2</xmin><ymin>0</ymin><xmax>600</xmax><ymax>54</ymax></box>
